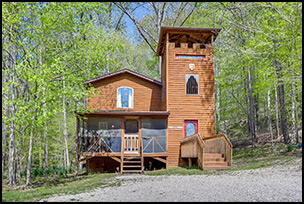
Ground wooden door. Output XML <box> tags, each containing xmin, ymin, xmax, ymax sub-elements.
<box><xmin>124</xmin><ymin>119</ymin><xmax>139</xmax><ymax>153</ymax></box>
<box><xmin>184</xmin><ymin>120</ymin><xmax>198</xmax><ymax>137</ymax></box>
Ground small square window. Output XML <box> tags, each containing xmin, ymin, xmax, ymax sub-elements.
<box><xmin>99</xmin><ymin>122</ymin><xmax>108</xmax><ymax>130</ymax></box>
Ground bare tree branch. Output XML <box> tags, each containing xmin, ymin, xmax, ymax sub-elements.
<box><xmin>113</xmin><ymin>2</ymin><xmax>157</xmax><ymax>53</ymax></box>
<box><xmin>172</xmin><ymin>2</ymin><xmax>188</xmax><ymax>26</ymax></box>
<box><xmin>179</xmin><ymin>2</ymin><xmax>198</xmax><ymax>26</ymax></box>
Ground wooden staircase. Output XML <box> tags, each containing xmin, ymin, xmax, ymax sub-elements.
<box><xmin>203</xmin><ymin>153</ymin><xmax>230</xmax><ymax>171</ymax></box>
<box><xmin>121</xmin><ymin>155</ymin><xmax>143</xmax><ymax>173</ymax></box>
<box><xmin>180</xmin><ymin>133</ymin><xmax>233</xmax><ymax>171</ymax></box>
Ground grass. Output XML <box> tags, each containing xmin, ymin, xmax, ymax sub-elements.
<box><xmin>145</xmin><ymin>143</ymin><xmax>302</xmax><ymax>176</ymax></box>
<box><xmin>2</xmin><ymin>143</ymin><xmax>302</xmax><ymax>202</ymax></box>
<box><xmin>2</xmin><ymin>173</ymin><xmax>117</xmax><ymax>202</ymax></box>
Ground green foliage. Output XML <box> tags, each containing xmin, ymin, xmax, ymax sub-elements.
<box><xmin>186</xmin><ymin>2</ymin><xmax>302</xmax><ymax>141</ymax></box>
<box><xmin>286</xmin><ymin>144</ymin><xmax>295</xmax><ymax>152</ymax></box>
<box><xmin>2</xmin><ymin>173</ymin><xmax>115</xmax><ymax>202</ymax></box>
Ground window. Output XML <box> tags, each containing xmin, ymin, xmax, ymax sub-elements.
<box><xmin>175</xmin><ymin>54</ymin><xmax>205</xmax><ymax>59</ymax></box>
<box><xmin>184</xmin><ymin>120</ymin><xmax>198</xmax><ymax>137</ymax></box>
<box><xmin>99</xmin><ymin>122</ymin><xmax>108</xmax><ymax>130</ymax></box>
<box><xmin>117</xmin><ymin>87</ymin><xmax>133</xmax><ymax>108</ymax></box>
<box><xmin>186</xmin><ymin>75</ymin><xmax>198</xmax><ymax>95</ymax></box>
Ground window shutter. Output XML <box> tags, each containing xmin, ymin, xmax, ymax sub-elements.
<box><xmin>129</xmin><ymin>88</ymin><xmax>133</xmax><ymax>108</ymax></box>
<box><xmin>117</xmin><ymin>88</ymin><xmax>122</xmax><ymax>107</ymax></box>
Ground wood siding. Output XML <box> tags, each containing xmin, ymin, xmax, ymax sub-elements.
<box><xmin>166</xmin><ymin>42</ymin><xmax>215</xmax><ymax>168</ymax></box>
<box><xmin>87</xmin><ymin>73</ymin><xmax>162</xmax><ymax>111</ymax></box>
<box><xmin>161</xmin><ymin>50</ymin><xmax>167</xmax><ymax>111</ymax></box>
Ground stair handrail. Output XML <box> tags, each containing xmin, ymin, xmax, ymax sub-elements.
<box><xmin>180</xmin><ymin>133</ymin><xmax>206</xmax><ymax>169</ymax></box>
<box><xmin>203</xmin><ymin>133</ymin><xmax>233</xmax><ymax>167</ymax></box>
<box><xmin>196</xmin><ymin>133</ymin><xmax>206</xmax><ymax>148</ymax></box>
<box><xmin>203</xmin><ymin>133</ymin><xmax>232</xmax><ymax>148</ymax></box>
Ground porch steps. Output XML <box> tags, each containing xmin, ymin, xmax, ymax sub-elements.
<box><xmin>203</xmin><ymin>153</ymin><xmax>231</xmax><ymax>171</ymax></box>
<box><xmin>121</xmin><ymin>155</ymin><xmax>143</xmax><ymax>174</ymax></box>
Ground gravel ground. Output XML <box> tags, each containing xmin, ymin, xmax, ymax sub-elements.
<box><xmin>41</xmin><ymin>164</ymin><xmax>302</xmax><ymax>202</ymax></box>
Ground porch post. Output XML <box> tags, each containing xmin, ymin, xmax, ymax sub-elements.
<box><xmin>120</xmin><ymin>117</ymin><xmax>125</xmax><ymax>173</ymax></box>
<box><xmin>138</xmin><ymin>118</ymin><xmax>143</xmax><ymax>171</ymax></box>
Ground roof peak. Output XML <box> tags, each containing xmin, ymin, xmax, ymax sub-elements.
<box><xmin>83</xmin><ymin>69</ymin><xmax>162</xmax><ymax>86</ymax></box>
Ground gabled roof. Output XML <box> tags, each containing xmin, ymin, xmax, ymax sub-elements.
<box><xmin>83</xmin><ymin>69</ymin><xmax>162</xmax><ymax>86</ymax></box>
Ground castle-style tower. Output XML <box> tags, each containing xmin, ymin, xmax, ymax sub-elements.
<box><xmin>156</xmin><ymin>26</ymin><xmax>221</xmax><ymax>168</ymax></box>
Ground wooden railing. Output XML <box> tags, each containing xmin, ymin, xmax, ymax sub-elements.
<box><xmin>124</xmin><ymin>135</ymin><xmax>139</xmax><ymax>153</ymax></box>
<box><xmin>180</xmin><ymin>133</ymin><xmax>206</xmax><ymax>169</ymax></box>
<box><xmin>180</xmin><ymin>133</ymin><xmax>232</xmax><ymax>169</ymax></box>
<box><xmin>79</xmin><ymin>135</ymin><xmax>121</xmax><ymax>153</ymax></box>
<box><xmin>203</xmin><ymin>133</ymin><xmax>233</xmax><ymax>166</ymax></box>
<box><xmin>142</xmin><ymin>136</ymin><xmax>166</xmax><ymax>153</ymax></box>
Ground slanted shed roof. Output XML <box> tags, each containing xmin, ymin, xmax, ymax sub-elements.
<box><xmin>156</xmin><ymin>26</ymin><xmax>221</xmax><ymax>56</ymax></box>
<box><xmin>75</xmin><ymin>110</ymin><xmax>170</xmax><ymax>117</ymax></box>
<box><xmin>83</xmin><ymin>69</ymin><xmax>162</xmax><ymax>86</ymax></box>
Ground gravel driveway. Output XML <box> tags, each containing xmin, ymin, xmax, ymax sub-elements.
<box><xmin>41</xmin><ymin>164</ymin><xmax>302</xmax><ymax>202</ymax></box>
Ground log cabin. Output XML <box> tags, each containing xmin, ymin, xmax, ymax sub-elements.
<box><xmin>75</xmin><ymin>26</ymin><xmax>232</xmax><ymax>174</ymax></box>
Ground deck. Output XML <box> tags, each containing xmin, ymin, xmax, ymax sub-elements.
<box><xmin>180</xmin><ymin>133</ymin><xmax>233</xmax><ymax>170</ymax></box>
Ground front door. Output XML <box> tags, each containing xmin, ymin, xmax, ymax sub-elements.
<box><xmin>184</xmin><ymin>120</ymin><xmax>198</xmax><ymax>137</ymax></box>
<box><xmin>124</xmin><ymin>119</ymin><xmax>139</xmax><ymax>153</ymax></box>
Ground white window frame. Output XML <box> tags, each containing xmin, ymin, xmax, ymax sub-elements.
<box><xmin>185</xmin><ymin>74</ymin><xmax>199</xmax><ymax>95</ymax></box>
<box><xmin>117</xmin><ymin>87</ymin><xmax>134</xmax><ymax>108</ymax></box>
<box><xmin>99</xmin><ymin>122</ymin><xmax>108</xmax><ymax>130</ymax></box>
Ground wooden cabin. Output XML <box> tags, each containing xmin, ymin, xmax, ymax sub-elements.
<box><xmin>75</xmin><ymin>26</ymin><xmax>232</xmax><ymax>173</ymax></box>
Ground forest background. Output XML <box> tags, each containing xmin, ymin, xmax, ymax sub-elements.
<box><xmin>2</xmin><ymin>2</ymin><xmax>302</xmax><ymax>186</ymax></box>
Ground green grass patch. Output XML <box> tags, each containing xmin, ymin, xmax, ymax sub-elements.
<box><xmin>145</xmin><ymin>144</ymin><xmax>302</xmax><ymax>176</ymax></box>
<box><xmin>2</xmin><ymin>173</ymin><xmax>116</xmax><ymax>202</ymax></box>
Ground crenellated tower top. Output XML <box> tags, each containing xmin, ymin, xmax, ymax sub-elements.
<box><xmin>156</xmin><ymin>26</ymin><xmax>221</xmax><ymax>57</ymax></box>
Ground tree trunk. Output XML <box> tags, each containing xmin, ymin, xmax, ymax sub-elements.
<box><xmin>75</xmin><ymin>116</ymin><xmax>80</xmax><ymax>176</ymax></box>
<box><xmin>275</xmin><ymin>57</ymin><xmax>289</xmax><ymax>144</ymax></box>
<box><xmin>291</xmin><ymin>82</ymin><xmax>299</xmax><ymax>143</ymax></box>
<box><xmin>63</xmin><ymin>74</ymin><xmax>70</xmax><ymax>168</ymax></box>
<box><xmin>39</xmin><ymin>138</ymin><xmax>42</xmax><ymax>168</ymax></box>
<box><xmin>16</xmin><ymin>136</ymin><xmax>23</xmax><ymax>183</ymax></box>
<box><xmin>26</xmin><ymin>120</ymin><xmax>35</xmax><ymax>185</ymax></box>
<box><xmin>274</xmin><ymin>85</ymin><xmax>280</xmax><ymax>139</ymax></box>
<box><xmin>9</xmin><ymin>124</ymin><xmax>16</xmax><ymax>185</ymax></box>
<box><xmin>44</xmin><ymin>121</ymin><xmax>49</xmax><ymax>169</ymax></box>
<box><xmin>2</xmin><ymin>80</ymin><xmax>10</xmax><ymax>175</ymax></box>
<box><xmin>277</xmin><ymin>82</ymin><xmax>289</xmax><ymax>144</ymax></box>
<box><xmin>215</xmin><ymin>58</ymin><xmax>221</xmax><ymax>135</ymax></box>
<box><xmin>247</xmin><ymin>66</ymin><xmax>257</xmax><ymax>147</ymax></box>
<box><xmin>9</xmin><ymin>71</ymin><xmax>16</xmax><ymax>185</ymax></box>
<box><xmin>267</xmin><ymin>88</ymin><xmax>274</xmax><ymax>146</ymax></box>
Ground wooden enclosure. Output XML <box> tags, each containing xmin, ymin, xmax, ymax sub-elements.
<box><xmin>76</xmin><ymin>26</ymin><xmax>233</xmax><ymax>173</ymax></box>
<box><xmin>180</xmin><ymin>133</ymin><xmax>232</xmax><ymax>170</ymax></box>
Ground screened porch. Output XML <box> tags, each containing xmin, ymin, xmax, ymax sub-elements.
<box><xmin>77</xmin><ymin>116</ymin><xmax>167</xmax><ymax>155</ymax></box>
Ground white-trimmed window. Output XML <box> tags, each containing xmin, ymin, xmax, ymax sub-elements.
<box><xmin>117</xmin><ymin>87</ymin><xmax>133</xmax><ymax>108</ymax></box>
<box><xmin>99</xmin><ymin>122</ymin><xmax>108</xmax><ymax>130</ymax></box>
<box><xmin>186</xmin><ymin>75</ymin><xmax>199</xmax><ymax>95</ymax></box>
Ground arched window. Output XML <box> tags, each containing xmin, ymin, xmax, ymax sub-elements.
<box><xmin>117</xmin><ymin>87</ymin><xmax>133</xmax><ymax>108</ymax></box>
<box><xmin>184</xmin><ymin>120</ymin><xmax>198</xmax><ymax>137</ymax></box>
<box><xmin>186</xmin><ymin>75</ymin><xmax>198</xmax><ymax>95</ymax></box>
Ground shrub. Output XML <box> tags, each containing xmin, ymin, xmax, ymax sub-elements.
<box><xmin>287</xmin><ymin>144</ymin><xmax>294</xmax><ymax>152</ymax></box>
